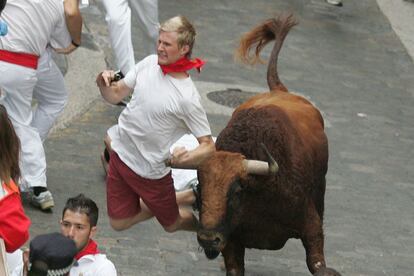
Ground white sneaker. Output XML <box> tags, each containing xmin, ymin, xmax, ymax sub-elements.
<box><xmin>32</xmin><ymin>190</ymin><xmax>55</xmax><ymax>210</ymax></box>
<box><xmin>326</xmin><ymin>0</ymin><xmax>343</xmax><ymax>6</ymax></box>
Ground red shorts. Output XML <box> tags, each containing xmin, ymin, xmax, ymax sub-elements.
<box><xmin>106</xmin><ymin>151</ymin><xmax>179</xmax><ymax>227</ymax></box>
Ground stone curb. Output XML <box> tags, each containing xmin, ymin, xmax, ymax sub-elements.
<box><xmin>376</xmin><ymin>0</ymin><xmax>414</xmax><ymax>63</ymax></box>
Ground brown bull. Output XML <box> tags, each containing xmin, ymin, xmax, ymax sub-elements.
<box><xmin>196</xmin><ymin>14</ymin><xmax>330</xmax><ymax>275</ymax></box>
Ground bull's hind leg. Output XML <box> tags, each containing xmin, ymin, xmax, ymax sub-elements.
<box><xmin>222</xmin><ymin>240</ymin><xmax>245</xmax><ymax>276</ymax></box>
<box><xmin>301</xmin><ymin>200</ymin><xmax>326</xmax><ymax>274</ymax></box>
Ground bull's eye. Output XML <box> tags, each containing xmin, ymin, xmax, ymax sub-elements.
<box><xmin>227</xmin><ymin>180</ymin><xmax>243</xmax><ymax>210</ymax></box>
<box><xmin>234</xmin><ymin>185</ymin><xmax>242</xmax><ymax>194</ymax></box>
<box><xmin>228</xmin><ymin>180</ymin><xmax>242</xmax><ymax>196</ymax></box>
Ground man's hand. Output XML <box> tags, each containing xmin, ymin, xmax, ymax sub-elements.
<box><xmin>166</xmin><ymin>135</ymin><xmax>215</xmax><ymax>169</ymax></box>
<box><xmin>96</xmin><ymin>70</ymin><xmax>116</xmax><ymax>87</ymax></box>
<box><xmin>96</xmin><ymin>70</ymin><xmax>132</xmax><ymax>105</ymax></box>
<box><xmin>168</xmin><ymin>146</ymin><xmax>189</xmax><ymax>166</ymax></box>
<box><xmin>53</xmin><ymin>43</ymin><xmax>78</xmax><ymax>54</ymax></box>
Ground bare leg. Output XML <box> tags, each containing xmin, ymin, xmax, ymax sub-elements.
<box><xmin>109</xmin><ymin>195</ymin><xmax>198</xmax><ymax>232</ymax></box>
<box><xmin>163</xmin><ymin>207</ymin><xmax>198</xmax><ymax>233</ymax></box>
<box><xmin>176</xmin><ymin>189</ymin><xmax>195</xmax><ymax>206</ymax></box>
<box><xmin>109</xmin><ymin>199</ymin><xmax>154</xmax><ymax>231</ymax></box>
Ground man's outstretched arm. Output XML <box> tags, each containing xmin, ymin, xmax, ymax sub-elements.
<box><xmin>96</xmin><ymin>70</ymin><xmax>133</xmax><ymax>105</ymax></box>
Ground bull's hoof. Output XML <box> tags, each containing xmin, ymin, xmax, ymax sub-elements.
<box><xmin>313</xmin><ymin>267</ymin><xmax>341</xmax><ymax>276</ymax></box>
<box><xmin>204</xmin><ymin>248</ymin><xmax>220</xmax><ymax>259</ymax></box>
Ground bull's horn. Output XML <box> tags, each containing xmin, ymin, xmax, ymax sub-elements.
<box><xmin>243</xmin><ymin>160</ymin><xmax>272</xmax><ymax>175</ymax></box>
<box><xmin>243</xmin><ymin>144</ymin><xmax>279</xmax><ymax>176</ymax></box>
<box><xmin>260</xmin><ymin>143</ymin><xmax>279</xmax><ymax>175</ymax></box>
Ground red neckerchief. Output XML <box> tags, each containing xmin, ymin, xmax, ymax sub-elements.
<box><xmin>75</xmin><ymin>239</ymin><xmax>99</xmax><ymax>260</ymax></box>
<box><xmin>159</xmin><ymin>56</ymin><xmax>205</xmax><ymax>75</ymax></box>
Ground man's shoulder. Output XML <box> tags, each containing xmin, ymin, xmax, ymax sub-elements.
<box><xmin>94</xmin><ymin>253</ymin><xmax>116</xmax><ymax>271</ymax></box>
<box><xmin>71</xmin><ymin>253</ymin><xmax>116</xmax><ymax>275</ymax></box>
<box><xmin>138</xmin><ymin>54</ymin><xmax>158</xmax><ymax>67</ymax></box>
<box><xmin>94</xmin><ymin>253</ymin><xmax>115</xmax><ymax>263</ymax></box>
<box><xmin>79</xmin><ymin>253</ymin><xmax>113</xmax><ymax>266</ymax></box>
<box><xmin>130</xmin><ymin>54</ymin><xmax>159</xmax><ymax>77</ymax></box>
<box><xmin>80</xmin><ymin>252</ymin><xmax>114</xmax><ymax>263</ymax></box>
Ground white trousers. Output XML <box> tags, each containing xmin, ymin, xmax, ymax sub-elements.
<box><xmin>32</xmin><ymin>49</ymin><xmax>67</xmax><ymax>141</ymax></box>
<box><xmin>102</xmin><ymin>0</ymin><xmax>159</xmax><ymax>74</ymax></box>
<box><xmin>0</xmin><ymin>61</ymin><xmax>46</xmax><ymax>189</ymax></box>
<box><xmin>0</xmin><ymin>50</ymin><xmax>67</xmax><ymax>189</ymax></box>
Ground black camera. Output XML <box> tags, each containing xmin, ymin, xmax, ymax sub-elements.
<box><xmin>112</xmin><ymin>70</ymin><xmax>124</xmax><ymax>82</ymax></box>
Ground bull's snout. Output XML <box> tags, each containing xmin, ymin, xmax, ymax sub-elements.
<box><xmin>197</xmin><ymin>229</ymin><xmax>226</xmax><ymax>248</ymax></box>
<box><xmin>197</xmin><ymin>229</ymin><xmax>226</xmax><ymax>260</ymax></box>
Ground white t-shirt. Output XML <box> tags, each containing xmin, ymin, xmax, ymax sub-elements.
<box><xmin>69</xmin><ymin>254</ymin><xmax>117</xmax><ymax>276</ymax></box>
<box><xmin>108</xmin><ymin>55</ymin><xmax>211</xmax><ymax>179</ymax></box>
<box><xmin>0</xmin><ymin>0</ymin><xmax>71</xmax><ymax>55</ymax></box>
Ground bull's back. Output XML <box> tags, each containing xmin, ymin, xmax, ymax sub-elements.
<box><xmin>236</xmin><ymin>92</ymin><xmax>325</xmax><ymax>139</ymax></box>
<box><xmin>229</xmin><ymin>92</ymin><xmax>327</xmax><ymax>165</ymax></box>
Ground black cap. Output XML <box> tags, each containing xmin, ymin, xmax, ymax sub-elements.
<box><xmin>29</xmin><ymin>232</ymin><xmax>77</xmax><ymax>275</ymax></box>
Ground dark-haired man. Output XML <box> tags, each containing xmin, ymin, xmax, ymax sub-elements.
<box><xmin>60</xmin><ymin>194</ymin><xmax>117</xmax><ymax>275</ymax></box>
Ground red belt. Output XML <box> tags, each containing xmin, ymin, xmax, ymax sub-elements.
<box><xmin>0</xmin><ymin>49</ymin><xmax>39</xmax><ymax>69</ymax></box>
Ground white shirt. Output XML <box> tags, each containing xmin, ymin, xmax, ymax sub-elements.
<box><xmin>9</xmin><ymin>253</ymin><xmax>117</xmax><ymax>276</ymax></box>
<box><xmin>69</xmin><ymin>254</ymin><xmax>117</xmax><ymax>276</ymax></box>
<box><xmin>108</xmin><ymin>55</ymin><xmax>211</xmax><ymax>179</ymax></box>
<box><xmin>0</xmin><ymin>0</ymin><xmax>71</xmax><ymax>55</ymax></box>
<box><xmin>6</xmin><ymin>249</ymin><xmax>22</xmax><ymax>275</ymax></box>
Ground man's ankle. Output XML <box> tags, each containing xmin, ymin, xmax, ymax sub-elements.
<box><xmin>33</xmin><ymin>186</ymin><xmax>47</xmax><ymax>196</ymax></box>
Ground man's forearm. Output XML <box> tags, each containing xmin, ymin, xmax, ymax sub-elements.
<box><xmin>170</xmin><ymin>138</ymin><xmax>216</xmax><ymax>169</ymax></box>
<box><xmin>99</xmin><ymin>84</ymin><xmax>124</xmax><ymax>105</ymax></box>
<box><xmin>64</xmin><ymin>0</ymin><xmax>82</xmax><ymax>45</ymax></box>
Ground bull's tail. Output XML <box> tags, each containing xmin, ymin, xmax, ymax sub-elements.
<box><xmin>236</xmin><ymin>13</ymin><xmax>298</xmax><ymax>92</ymax></box>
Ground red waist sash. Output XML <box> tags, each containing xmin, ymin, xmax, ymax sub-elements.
<box><xmin>0</xmin><ymin>49</ymin><xmax>39</xmax><ymax>69</ymax></box>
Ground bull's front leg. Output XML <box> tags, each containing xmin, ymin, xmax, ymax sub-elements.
<box><xmin>222</xmin><ymin>239</ymin><xmax>245</xmax><ymax>276</ymax></box>
<box><xmin>301</xmin><ymin>200</ymin><xmax>326</xmax><ymax>274</ymax></box>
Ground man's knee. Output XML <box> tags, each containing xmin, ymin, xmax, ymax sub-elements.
<box><xmin>109</xmin><ymin>218</ymin><xmax>132</xmax><ymax>231</ymax></box>
<box><xmin>163</xmin><ymin>224</ymin><xmax>178</xmax><ymax>233</ymax></box>
<box><xmin>162</xmin><ymin>217</ymin><xmax>180</xmax><ymax>233</ymax></box>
